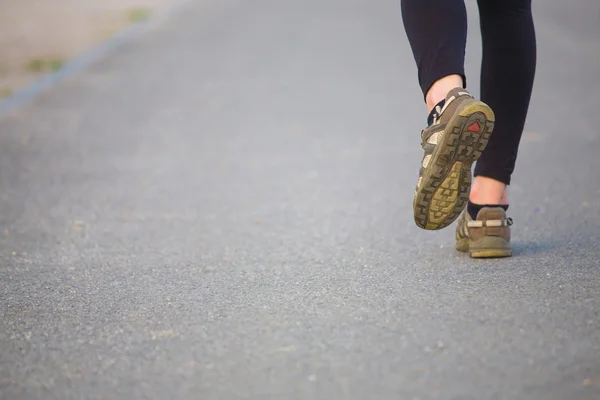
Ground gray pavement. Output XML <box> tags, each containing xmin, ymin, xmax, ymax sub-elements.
<box><xmin>1</xmin><ymin>0</ymin><xmax>599</xmax><ymax>399</ymax></box>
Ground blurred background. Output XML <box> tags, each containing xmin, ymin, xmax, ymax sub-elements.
<box><xmin>0</xmin><ymin>0</ymin><xmax>169</xmax><ymax>98</ymax></box>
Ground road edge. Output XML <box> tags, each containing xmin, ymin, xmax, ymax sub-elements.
<box><xmin>0</xmin><ymin>0</ymin><xmax>191</xmax><ymax>119</ymax></box>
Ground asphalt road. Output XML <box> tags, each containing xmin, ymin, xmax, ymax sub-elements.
<box><xmin>1</xmin><ymin>0</ymin><xmax>599</xmax><ymax>399</ymax></box>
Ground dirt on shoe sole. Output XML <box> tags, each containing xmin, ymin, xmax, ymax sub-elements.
<box><xmin>414</xmin><ymin>101</ymin><xmax>495</xmax><ymax>230</ymax></box>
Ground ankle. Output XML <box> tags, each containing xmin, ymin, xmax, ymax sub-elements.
<box><xmin>467</xmin><ymin>201</ymin><xmax>508</xmax><ymax>220</ymax></box>
<box><xmin>425</xmin><ymin>74</ymin><xmax>464</xmax><ymax>113</ymax></box>
<box><xmin>469</xmin><ymin>176</ymin><xmax>508</xmax><ymax>205</ymax></box>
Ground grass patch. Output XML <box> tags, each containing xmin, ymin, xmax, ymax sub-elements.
<box><xmin>0</xmin><ymin>87</ymin><xmax>12</xmax><ymax>99</ymax></box>
<box><xmin>26</xmin><ymin>57</ymin><xmax>65</xmax><ymax>73</ymax></box>
<box><xmin>127</xmin><ymin>8</ymin><xmax>152</xmax><ymax>23</ymax></box>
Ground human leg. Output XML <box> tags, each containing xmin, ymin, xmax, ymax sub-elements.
<box><xmin>455</xmin><ymin>0</ymin><xmax>537</xmax><ymax>258</ymax></box>
<box><xmin>472</xmin><ymin>0</ymin><xmax>537</xmax><ymax>201</ymax></box>
<box><xmin>401</xmin><ymin>0</ymin><xmax>495</xmax><ymax>230</ymax></box>
<box><xmin>401</xmin><ymin>0</ymin><xmax>468</xmax><ymax>110</ymax></box>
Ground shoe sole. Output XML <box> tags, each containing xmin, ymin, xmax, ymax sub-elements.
<box><xmin>470</xmin><ymin>249</ymin><xmax>512</xmax><ymax>258</ymax></box>
<box><xmin>457</xmin><ymin>244</ymin><xmax>513</xmax><ymax>258</ymax></box>
<box><xmin>414</xmin><ymin>101</ymin><xmax>495</xmax><ymax>230</ymax></box>
<box><xmin>469</xmin><ymin>236</ymin><xmax>512</xmax><ymax>258</ymax></box>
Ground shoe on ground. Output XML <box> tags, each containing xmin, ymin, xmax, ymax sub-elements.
<box><xmin>455</xmin><ymin>207</ymin><xmax>513</xmax><ymax>258</ymax></box>
<box><xmin>413</xmin><ymin>88</ymin><xmax>495</xmax><ymax>230</ymax></box>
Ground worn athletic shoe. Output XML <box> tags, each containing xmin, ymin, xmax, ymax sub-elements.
<box><xmin>414</xmin><ymin>88</ymin><xmax>495</xmax><ymax>230</ymax></box>
<box><xmin>455</xmin><ymin>207</ymin><xmax>513</xmax><ymax>258</ymax></box>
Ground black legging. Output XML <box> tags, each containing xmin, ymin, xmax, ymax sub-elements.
<box><xmin>401</xmin><ymin>0</ymin><xmax>536</xmax><ymax>185</ymax></box>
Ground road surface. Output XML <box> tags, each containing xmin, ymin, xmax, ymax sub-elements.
<box><xmin>1</xmin><ymin>0</ymin><xmax>599</xmax><ymax>398</ymax></box>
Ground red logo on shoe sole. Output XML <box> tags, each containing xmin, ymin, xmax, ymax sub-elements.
<box><xmin>467</xmin><ymin>122</ymin><xmax>481</xmax><ymax>133</ymax></box>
